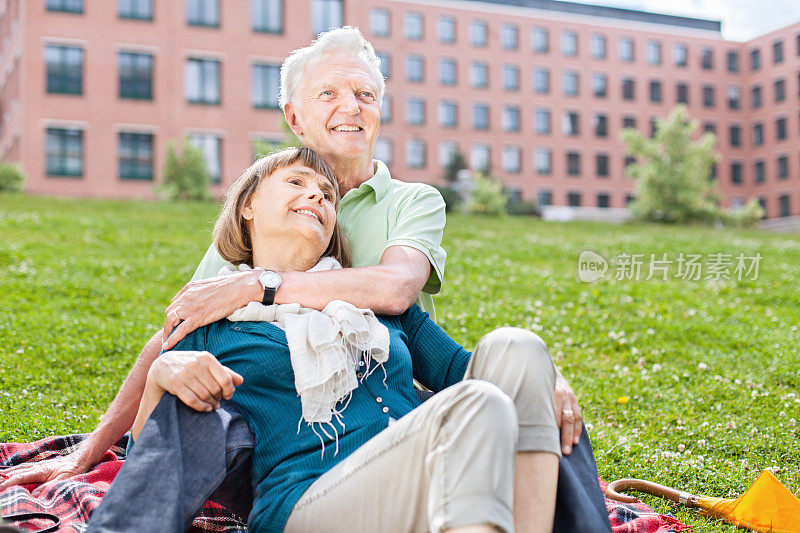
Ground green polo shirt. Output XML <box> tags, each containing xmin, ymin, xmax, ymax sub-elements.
<box><xmin>191</xmin><ymin>160</ymin><xmax>447</xmax><ymax>320</ymax></box>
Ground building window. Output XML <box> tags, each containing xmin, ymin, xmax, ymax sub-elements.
<box><xmin>119</xmin><ymin>0</ymin><xmax>153</xmax><ymax>20</ymax></box>
<box><xmin>562</xmin><ymin>31</ymin><xmax>577</xmax><ymax>57</ymax></box>
<box><xmin>470</xmin><ymin>62</ymin><xmax>488</xmax><ymax>88</ymax></box>
<box><xmin>502</xmin><ymin>65</ymin><xmax>519</xmax><ymax>91</ymax></box>
<box><xmin>406</xmin><ymin>98</ymin><xmax>425</xmax><ymax>125</ymax></box>
<box><xmin>406</xmin><ymin>55</ymin><xmax>424</xmax><ymax>83</ymax></box>
<box><xmin>777</xmin><ymin>155</ymin><xmax>789</xmax><ymax>179</ymax></box>
<box><xmin>438</xmin><ymin>141</ymin><xmax>458</xmax><ymax>169</ymax></box>
<box><xmin>563</xmin><ymin>111</ymin><xmax>579</xmax><ymax>136</ymax></box>
<box><xmin>776</xmin><ymin>117</ymin><xmax>787</xmax><ymax>141</ymax></box>
<box><xmin>649</xmin><ymin>80</ymin><xmax>662</xmax><ymax>103</ymax></box>
<box><xmin>46</xmin><ymin>127</ymin><xmax>83</xmax><ymax>177</ymax></box>
<box><xmin>702</xmin><ymin>85</ymin><xmax>715</xmax><ymax>108</ymax></box>
<box><xmin>502</xmin><ymin>106</ymin><xmax>520</xmax><ymax>132</ymax></box>
<box><xmin>730</xmin><ymin>162</ymin><xmax>743</xmax><ymax>185</ymax></box>
<box><xmin>370</xmin><ymin>7</ymin><xmax>390</xmax><ymax>37</ymax></box>
<box><xmin>501</xmin><ymin>24</ymin><xmax>519</xmax><ymax>50</ymax></box>
<box><xmin>726</xmin><ymin>50</ymin><xmax>739</xmax><ymax>72</ymax></box>
<box><xmin>439</xmin><ymin>59</ymin><xmax>456</xmax><ymax>85</ymax></box>
<box><xmin>752</xmin><ymin>122</ymin><xmax>764</xmax><ymax>146</ymax></box>
<box><xmin>596</xmin><ymin>153</ymin><xmax>609</xmax><ymax>177</ymax></box>
<box><xmin>472</xmin><ymin>104</ymin><xmax>489</xmax><ymax>130</ymax></box>
<box><xmin>567</xmin><ymin>191</ymin><xmax>582</xmax><ymax>206</ymax></box>
<box><xmin>252</xmin><ymin>0</ymin><xmax>282</xmax><ymax>33</ymax></box>
<box><xmin>593</xmin><ymin>114</ymin><xmax>608</xmax><ymax>138</ymax></box>
<box><xmin>778</xmin><ymin>194</ymin><xmax>791</xmax><ymax>217</ymax></box>
<box><xmin>374</xmin><ymin>138</ymin><xmax>393</xmax><ymax>165</ymax></box>
<box><xmin>534</xmin><ymin>148</ymin><xmax>551</xmax><ymax>175</ymax></box>
<box><xmin>471</xmin><ymin>143</ymin><xmax>490</xmax><ymax>171</ymax></box>
<box><xmin>439</xmin><ymin>100</ymin><xmax>457</xmax><ymax>128</ymax></box>
<box><xmin>311</xmin><ymin>0</ymin><xmax>342</xmax><ymax>36</ymax></box>
<box><xmin>186</xmin><ymin>0</ymin><xmax>219</xmax><ymax>27</ymax></box>
<box><xmin>189</xmin><ymin>133</ymin><xmax>222</xmax><ymax>183</ymax></box>
<box><xmin>538</xmin><ymin>189</ymin><xmax>552</xmax><ymax>206</ymax></box>
<box><xmin>673</xmin><ymin>43</ymin><xmax>687</xmax><ymax>67</ymax></box>
<box><xmin>406</xmin><ymin>139</ymin><xmax>427</xmax><ymax>168</ymax></box>
<box><xmin>751</xmin><ymin>85</ymin><xmax>762</xmax><ymax>108</ymax></box>
<box><xmin>597</xmin><ymin>193</ymin><xmax>610</xmax><ymax>208</ymax></box>
<box><xmin>532</xmin><ymin>27</ymin><xmax>549</xmax><ymax>53</ymax></box>
<box><xmin>774</xmin><ymin>78</ymin><xmax>785</xmax><ymax>102</ymax></box>
<box><xmin>185</xmin><ymin>58</ymin><xmax>220</xmax><ymax>104</ymax></box>
<box><xmin>563</xmin><ymin>71</ymin><xmax>579</xmax><ymax>96</ymax></box>
<box><xmin>750</xmin><ymin>48</ymin><xmax>760</xmax><ymax>70</ymax></box>
<box><xmin>404</xmin><ymin>12</ymin><xmax>423</xmax><ymax>40</ymax></box>
<box><xmin>703</xmin><ymin>122</ymin><xmax>716</xmax><ymax>135</ymax></box>
<box><xmin>534</xmin><ymin>68</ymin><xmax>549</xmax><ymax>94</ymax></box>
<box><xmin>470</xmin><ymin>20</ymin><xmax>487</xmax><ymax>47</ymax></box>
<box><xmin>727</xmin><ymin>86</ymin><xmax>741</xmax><ymax>109</ymax></box>
<box><xmin>438</xmin><ymin>16</ymin><xmax>455</xmax><ymax>44</ymax></box>
<box><xmin>619</xmin><ymin>37</ymin><xmax>634</xmax><ymax>62</ymax></box>
<box><xmin>534</xmin><ymin>109</ymin><xmax>551</xmax><ymax>134</ymax></box>
<box><xmin>118</xmin><ymin>131</ymin><xmax>154</xmax><ymax>180</ymax></box>
<box><xmin>590</xmin><ymin>34</ymin><xmax>607</xmax><ymax>59</ymax></box>
<box><xmin>380</xmin><ymin>95</ymin><xmax>391</xmax><ymax>123</ymax></box>
<box><xmin>252</xmin><ymin>63</ymin><xmax>280</xmax><ymax>109</ymax></box>
<box><xmin>650</xmin><ymin>118</ymin><xmax>658</xmax><ymax>138</ymax></box>
<box><xmin>773</xmin><ymin>40</ymin><xmax>784</xmax><ymax>63</ymax></box>
<box><xmin>624</xmin><ymin>156</ymin><xmax>636</xmax><ymax>169</ymax></box>
<box><xmin>701</xmin><ymin>47</ymin><xmax>713</xmax><ymax>69</ymax></box>
<box><xmin>376</xmin><ymin>51</ymin><xmax>391</xmax><ymax>79</ymax></box>
<box><xmin>622</xmin><ymin>116</ymin><xmax>636</xmax><ymax>129</ymax></box>
<box><xmin>118</xmin><ymin>51</ymin><xmax>153</xmax><ymax>100</ymax></box>
<box><xmin>729</xmin><ymin>124</ymin><xmax>741</xmax><ymax>147</ymax></box>
<box><xmin>45</xmin><ymin>45</ymin><xmax>83</xmax><ymax>95</ymax></box>
<box><xmin>646</xmin><ymin>40</ymin><xmax>661</xmax><ymax>65</ymax></box>
<box><xmin>251</xmin><ymin>137</ymin><xmax>282</xmax><ymax>160</ymax></box>
<box><xmin>502</xmin><ymin>146</ymin><xmax>521</xmax><ymax>173</ymax></box>
<box><xmin>676</xmin><ymin>83</ymin><xmax>689</xmax><ymax>104</ymax></box>
<box><xmin>47</xmin><ymin>0</ymin><xmax>82</xmax><ymax>13</ymax></box>
<box><xmin>592</xmin><ymin>73</ymin><xmax>607</xmax><ymax>97</ymax></box>
<box><xmin>622</xmin><ymin>78</ymin><xmax>635</xmax><ymax>100</ymax></box>
<box><xmin>754</xmin><ymin>160</ymin><xmax>765</xmax><ymax>184</ymax></box>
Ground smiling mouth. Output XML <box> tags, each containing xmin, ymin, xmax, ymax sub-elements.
<box><xmin>331</xmin><ymin>126</ymin><xmax>363</xmax><ymax>132</ymax></box>
<box><xmin>294</xmin><ymin>209</ymin><xmax>322</xmax><ymax>223</ymax></box>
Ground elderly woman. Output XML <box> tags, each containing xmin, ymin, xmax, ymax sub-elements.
<box><xmin>87</xmin><ymin>146</ymin><xmax>562</xmax><ymax>533</ymax></box>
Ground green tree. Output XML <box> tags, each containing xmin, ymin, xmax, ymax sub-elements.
<box><xmin>468</xmin><ymin>173</ymin><xmax>508</xmax><ymax>216</ymax></box>
<box><xmin>442</xmin><ymin>150</ymin><xmax>468</xmax><ymax>183</ymax></box>
<box><xmin>159</xmin><ymin>138</ymin><xmax>212</xmax><ymax>201</ymax></box>
<box><xmin>0</xmin><ymin>160</ymin><xmax>26</xmax><ymax>193</ymax></box>
<box><xmin>252</xmin><ymin>118</ymin><xmax>303</xmax><ymax>161</ymax></box>
<box><xmin>621</xmin><ymin>105</ymin><xmax>720</xmax><ymax>224</ymax></box>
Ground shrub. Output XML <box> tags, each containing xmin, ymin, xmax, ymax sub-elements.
<box><xmin>507</xmin><ymin>198</ymin><xmax>540</xmax><ymax>217</ymax></box>
<box><xmin>432</xmin><ymin>184</ymin><xmax>463</xmax><ymax>213</ymax></box>
<box><xmin>159</xmin><ymin>138</ymin><xmax>212</xmax><ymax>201</ymax></box>
<box><xmin>718</xmin><ymin>198</ymin><xmax>765</xmax><ymax>228</ymax></box>
<box><xmin>468</xmin><ymin>173</ymin><xmax>508</xmax><ymax>216</ymax></box>
<box><xmin>0</xmin><ymin>160</ymin><xmax>26</xmax><ymax>193</ymax></box>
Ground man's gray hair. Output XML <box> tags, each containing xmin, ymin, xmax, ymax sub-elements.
<box><xmin>279</xmin><ymin>26</ymin><xmax>385</xmax><ymax>110</ymax></box>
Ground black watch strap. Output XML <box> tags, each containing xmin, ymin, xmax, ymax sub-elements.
<box><xmin>262</xmin><ymin>286</ymin><xmax>277</xmax><ymax>306</ymax></box>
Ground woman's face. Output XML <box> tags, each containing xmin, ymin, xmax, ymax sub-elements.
<box><xmin>242</xmin><ymin>163</ymin><xmax>337</xmax><ymax>260</ymax></box>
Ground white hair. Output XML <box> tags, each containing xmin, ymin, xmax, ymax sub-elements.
<box><xmin>279</xmin><ymin>26</ymin><xmax>385</xmax><ymax>110</ymax></box>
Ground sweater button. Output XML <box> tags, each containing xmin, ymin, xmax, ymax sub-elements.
<box><xmin>357</xmin><ymin>372</ymin><xmax>363</xmax><ymax>379</ymax></box>
<box><xmin>376</xmin><ymin>397</ymin><xmax>382</xmax><ymax>403</ymax></box>
<box><xmin>382</xmin><ymin>407</ymin><xmax>389</xmax><ymax>413</ymax></box>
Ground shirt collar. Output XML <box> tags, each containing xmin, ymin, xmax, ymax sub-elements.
<box><xmin>343</xmin><ymin>160</ymin><xmax>391</xmax><ymax>203</ymax></box>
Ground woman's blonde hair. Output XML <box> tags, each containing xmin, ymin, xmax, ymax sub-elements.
<box><xmin>213</xmin><ymin>147</ymin><xmax>352</xmax><ymax>268</ymax></box>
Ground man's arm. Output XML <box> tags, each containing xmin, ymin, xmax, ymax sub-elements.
<box><xmin>0</xmin><ymin>332</ymin><xmax>162</xmax><ymax>492</ymax></box>
<box><xmin>162</xmin><ymin>245</ymin><xmax>431</xmax><ymax>349</ymax></box>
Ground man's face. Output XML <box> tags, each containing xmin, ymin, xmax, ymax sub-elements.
<box><xmin>285</xmin><ymin>54</ymin><xmax>381</xmax><ymax>164</ymax></box>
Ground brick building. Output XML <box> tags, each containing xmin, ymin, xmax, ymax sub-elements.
<box><xmin>1</xmin><ymin>0</ymin><xmax>798</xmax><ymax>221</ymax></box>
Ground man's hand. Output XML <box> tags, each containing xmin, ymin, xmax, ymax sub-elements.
<box><xmin>0</xmin><ymin>453</ymin><xmax>90</xmax><ymax>496</ymax></box>
<box><xmin>147</xmin><ymin>351</ymin><xmax>243</xmax><ymax>412</ymax></box>
<box><xmin>553</xmin><ymin>368</ymin><xmax>583</xmax><ymax>455</ymax></box>
<box><xmin>162</xmin><ymin>271</ymin><xmax>263</xmax><ymax>350</ymax></box>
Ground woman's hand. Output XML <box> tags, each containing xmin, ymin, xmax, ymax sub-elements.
<box><xmin>0</xmin><ymin>453</ymin><xmax>90</xmax><ymax>495</ymax></box>
<box><xmin>553</xmin><ymin>369</ymin><xmax>583</xmax><ymax>456</ymax></box>
<box><xmin>148</xmin><ymin>351</ymin><xmax>244</xmax><ymax>412</ymax></box>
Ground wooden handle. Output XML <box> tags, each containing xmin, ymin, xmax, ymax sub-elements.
<box><xmin>605</xmin><ymin>478</ymin><xmax>699</xmax><ymax>507</ymax></box>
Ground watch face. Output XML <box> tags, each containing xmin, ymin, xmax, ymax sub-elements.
<box><xmin>260</xmin><ymin>270</ymin><xmax>281</xmax><ymax>289</ymax></box>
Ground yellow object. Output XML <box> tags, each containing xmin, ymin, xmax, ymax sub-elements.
<box><xmin>617</xmin><ymin>396</ymin><xmax>629</xmax><ymax>404</ymax></box>
<box><xmin>698</xmin><ymin>470</ymin><xmax>800</xmax><ymax>533</ymax></box>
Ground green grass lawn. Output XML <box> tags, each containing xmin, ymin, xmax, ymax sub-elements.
<box><xmin>1</xmin><ymin>193</ymin><xmax>798</xmax><ymax>531</ymax></box>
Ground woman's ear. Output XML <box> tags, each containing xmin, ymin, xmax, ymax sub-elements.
<box><xmin>241</xmin><ymin>196</ymin><xmax>255</xmax><ymax>221</ymax></box>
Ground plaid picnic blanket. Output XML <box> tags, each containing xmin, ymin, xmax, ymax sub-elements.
<box><xmin>1</xmin><ymin>434</ymin><xmax>689</xmax><ymax>532</ymax></box>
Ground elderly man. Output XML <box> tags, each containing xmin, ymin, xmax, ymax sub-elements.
<box><xmin>3</xmin><ymin>27</ymin><xmax>609</xmax><ymax>532</ymax></box>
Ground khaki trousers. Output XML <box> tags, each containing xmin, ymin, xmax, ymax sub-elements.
<box><xmin>284</xmin><ymin>328</ymin><xmax>560</xmax><ymax>533</ymax></box>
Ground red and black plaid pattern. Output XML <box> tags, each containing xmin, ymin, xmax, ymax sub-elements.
<box><xmin>2</xmin><ymin>434</ymin><xmax>688</xmax><ymax>532</ymax></box>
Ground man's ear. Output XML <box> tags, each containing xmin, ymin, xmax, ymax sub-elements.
<box><xmin>284</xmin><ymin>104</ymin><xmax>304</xmax><ymax>137</ymax></box>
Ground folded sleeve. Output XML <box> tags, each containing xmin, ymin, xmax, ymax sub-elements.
<box><xmin>191</xmin><ymin>244</ymin><xmax>234</xmax><ymax>281</ymax></box>
<box><xmin>401</xmin><ymin>305</ymin><xmax>471</xmax><ymax>392</ymax></box>
<box><xmin>385</xmin><ymin>185</ymin><xmax>447</xmax><ymax>295</ymax></box>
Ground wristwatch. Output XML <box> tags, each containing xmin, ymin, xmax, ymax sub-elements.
<box><xmin>257</xmin><ymin>269</ymin><xmax>282</xmax><ymax>305</ymax></box>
